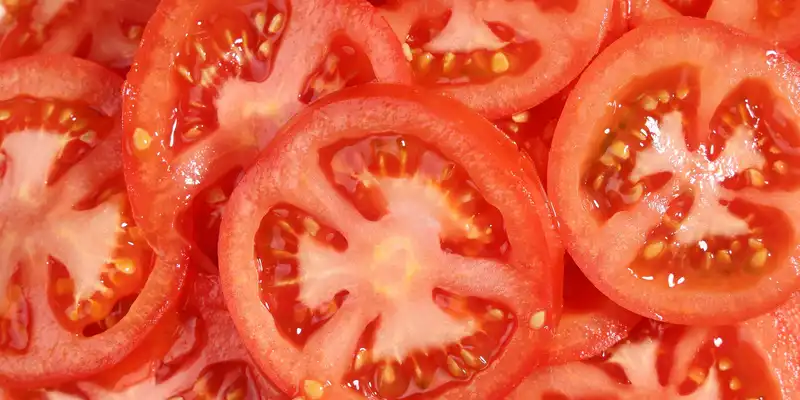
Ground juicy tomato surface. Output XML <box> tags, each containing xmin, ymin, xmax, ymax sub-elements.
<box><xmin>0</xmin><ymin>0</ymin><xmax>158</xmax><ymax>72</ymax></box>
<box><xmin>218</xmin><ymin>83</ymin><xmax>563</xmax><ymax>399</ymax></box>
<box><xmin>508</xmin><ymin>294</ymin><xmax>800</xmax><ymax>399</ymax></box>
<box><xmin>0</xmin><ymin>55</ymin><xmax>184</xmax><ymax>387</ymax></box>
<box><xmin>370</xmin><ymin>0</ymin><xmax>616</xmax><ymax>119</ymax></box>
<box><xmin>122</xmin><ymin>0</ymin><xmax>412</xmax><ymax>274</ymax></box>
<box><xmin>549</xmin><ymin>17</ymin><xmax>800</xmax><ymax>325</ymax></box>
<box><xmin>630</xmin><ymin>0</ymin><xmax>800</xmax><ymax>54</ymax></box>
<box><xmin>5</xmin><ymin>272</ymin><xmax>285</xmax><ymax>400</ymax></box>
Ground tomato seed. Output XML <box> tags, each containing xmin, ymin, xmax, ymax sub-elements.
<box><xmin>303</xmin><ymin>380</ymin><xmax>325</xmax><ymax>400</ymax></box>
<box><xmin>718</xmin><ymin>357</ymin><xmax>733</xmax><ymax>371</ymax></box>
<box><xmin>529</xmin><ymin>310</ymin><xmax>546</xmax><ymax>330</ymax></box>
<box><xmin>132</xmin><ymin>127</ymin><xmax>152</xmax><ymax>151</ymax></box>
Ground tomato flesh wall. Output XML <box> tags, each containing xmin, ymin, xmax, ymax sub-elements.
<box><xmin>509</xmin><ymin>319</ymin><xmax>781</xmax><ymax>399</ymax></box>
<box><xmin>372</xmin><ymin>0</ymin><xmax>613</xmax><ymax>118</ymax></box>
<box><xmin>10</xmin><ymin>273</ymin><xmax>285</xmax><ymax>400</ymax></box>
<box><xmin>549</xmin><ymin>19</ymin><xmax>800</xmax><ymax>324</ymax></box>
<box><xmin>124</xmin><ymin>0</ymin><xmax>411</xmax><ymax>271</ymax></box>
<box><xmin>0</xmin><ymin>0</ymin><xmax>157</xmax><ymax>71</ymax></box>
<box><xmin>219</xmin><ymin>84</ymin><xmax>561</xmax><ymax>400</ymax></box>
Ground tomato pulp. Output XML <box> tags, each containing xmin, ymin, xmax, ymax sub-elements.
<box><xmin>0</xmin><ymin>55</ymin><xmax>184</xmax><ymax>388</ymax></box>
<box><xmin>219</xmin><ymin>84</ymin><xmax>563</xmax><ymax>399</ymax></box>
<box><xmin>549</xmin><ymin>17</ymin><xmax>800</xmax><ymax>325</ymax></box>
<box><xmin>123</xmin><ymin>0</ymin><xmax>412</xmax><ymax>275</ymax></box>
<box><xmin>371</xmin><ymin>0</ymin><xmax>616</xmax><ymax>118</ymax></box>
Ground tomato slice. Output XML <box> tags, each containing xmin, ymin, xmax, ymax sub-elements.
<box><xmin>7</xmin><ymin>272</ymin><xmax>285</xmax><ymax>400</ymax></box>
<box><xmin>508</xmin><ymin>294</ymin><xmax>800</xmax><ymax>398</ymax></box>
<box><xmin>123</xmin><ymin>0</ymin><xmax>412</xmax><ymax>274</ymax></box>
<box><xmin>546</xmin><ymin>257</ymin><xmax>641</xmax><ymax>364</ymax></box>
<box><xmin>0</xmin><ymin>0</ymin><xmax>157</xmax><ymax>72</ymax></box>
<box><xmin>630</xmin><ymin>0</ymin><xmax>800</xmax><ymax>54</ymax></box>
<box><xmin>370</xmin><ymin>0</ymin><xmax>616</xmax><ymax>119</ymax></box>
<box><xmin>549</xmin><ymin>17</ymin><xmax>800</xmax><ymax>325</ymax></box>
<box><xmin>218</xmin><ymin>83</ymin><xmax>562</xmax><ymax>399</ymax></box>
<box><xmin>0</xmin><ymin>55</ymin><xmax>184</xmax><ymax>388</ymax></box>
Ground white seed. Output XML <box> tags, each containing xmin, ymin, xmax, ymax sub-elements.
<box><xmin>491</xmin><ymin>52</ymin><xmax>510</xmax><ymax>74</ymax></box>
<box><xmin>529</xmin><ymin>311</ymin><xmax>546</xmax><ymax>329</ymax></box>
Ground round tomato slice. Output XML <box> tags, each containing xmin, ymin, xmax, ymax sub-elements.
<box><xmin>0</xmin><ymin>0</ymin><xmax>157</xmax><ymax>71</ymax></box>
<box><xmin>7</xmin><ymin>272</ymin><xmax>285</xmax><ymax>400</ymax></box>
<box><xmin>219</xmin><ymin>84</ymin><xmax>562</xmax><ymax>399</ymax></box>
<box><xmin>549</xmin><ymin>17</ymin><xmax>800</xmax><ymax>325</ymax></box>
<box><xmin>123</xmin><ymin>0</ymin><xmax>412</xmax><ymax>274</ymax></box>
<box><xmin>0</xmin><ymin>55</ymin><xmax>184</xmax><ymax>388</ymax></box>
<box><xmin>508</xmin><ymin>295</ymin><xmax>800</xmax><ymax>398</ymax></box>
<box><xmin>370</xmin><ymin>0</ymin><xmax>616</xmax><ymax>119</ymax></box>
<box><xmin>546</xmin><ymin>257</ymin><xmax>641</xmax><ymax>364</ymax></box>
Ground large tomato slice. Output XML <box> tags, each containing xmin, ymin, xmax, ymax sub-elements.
<box><xmin>218</xmin><ymin>84</ymin><xmax>562</xmax><ymax>399</ymax></box>
<box><xmin>0</xmin><ymin>55</ymin><xmax>184</xmax><ymax>387</ymax></box>
<box><xmin>123</xmin><ymin>0</ymin><xmax>412</xmax><ymax>273</ymax></box>
<box><xmin>549</xmin><ymin>17</ymin><xmax>800</xmax><ymax>325</ymax></box>
<box><xmin>14</xmin><ymin>272</ymin><xmax>285</xmax><ymax>400</ymax></box>
<box><xmin>370</xmin><ymin>0</ymin><xmax>616</xmax><ymax>119</ymax></box>
<box><xmin>0</xmin><ymin>0</ymin><xmax>158</xmax><ymax>71</ymax></box>
<box><xmin>508</xmin><ymin>294</ymin><xmax>800</xmax><ymax>398</ymax></box>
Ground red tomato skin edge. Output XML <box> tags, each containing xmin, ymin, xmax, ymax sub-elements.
<box><xmin>547</xmin><ymin>17</ymin><xmax>800</xmax><ymax>325</ymax></box>
<box><xmin>219</xmin><ymin>84</ymin><xmax>564</xmax><ymax>399</ymax></box>
<box><xmin>0</xmin><ymin>55</ymin><xmax>188</xmax><ymax>388</ymax></box>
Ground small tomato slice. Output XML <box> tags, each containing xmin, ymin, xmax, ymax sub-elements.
<box><xmin>123</xmin><ymin>0</ymin><xmax>412</xmax><ymax>273</ymax></box>
<box><xmin>0</xmin><ymin>55</ymin><xmax>184</xmax><ymax>388</ymax></box>
<box><xmin>370</xmin><ymin>0</ymin><xmax>616</xmax><ymax>118</ymax></box>
<box><xmin>508</xmin><ymin>295</ymin><xmax>800</xmax><ymax>398</ymax></box>
<box><xmin>0</xmin><ymin>0</ymin><xmax>158</xmax><ymax>71</ymax></box>
<box><xmin>9</xmin><ymin>272</ymin><xmax>285</xmax><ymax>400</ymax></box>
<box><xmin>549</xmin><ymin>17</ymin><xmax>800</xmax><ymax>325</ymax></box>
<box><xmin>219</xmin><ymin>84</ymin><xmax>562</xmax><ymax>399</ymax></box>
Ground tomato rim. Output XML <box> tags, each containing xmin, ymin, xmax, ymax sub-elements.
<box><xmin>548</xmin><ymin>17</ymin><xmax>800</xmax><ymax>325</ymax></box>
<box><xmin>219</xmin><ymin>83</ymin><xmax>563</xmax><ymax>399</ymax></box>
<box><xmin>0</xmin><ymin>55</ymin><xmax>187</xmax><ymax>388</ymax></box>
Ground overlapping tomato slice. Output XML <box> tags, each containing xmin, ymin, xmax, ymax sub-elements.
<box><xmin>509</xmin><ymin>293</ymin><xmax>800</xmax><ymax>399</ymax></box>
<box><xmin>0</xmin><ymin>55</ymin><xmax>183</xmax><ymax>388</ymax></box>
<box><xmin>369</xmin><ymin>0</ymin><xmax>616</xmax><ymax>118</ymax></box>
<box><xmin>122</xmin><ymin>0</ymin><xmax>412</xmax><ymax>275</ymax></box>
<box><xmin>0</xmin><ymin>0</ymin><xmax>158</xmax><ymax>71</ymax></box>
<box><xmin>549</xmin><ymin>17</ymin><xmax>800</xmax><ymax>325</ymax></box>
<box><xmin>218</xmin><ymin>84</ymin><xmax>562</xmax><ymax>399</ymax></box>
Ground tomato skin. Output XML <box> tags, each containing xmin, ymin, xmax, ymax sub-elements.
<box><xmin>219</xmin><ymin>83</ymin><xmax>563</xmax><ymax>399</ymax></box>
<box><xmin>0</xmin><ymin>55</ymin><xmax>187</xmax><ymax>388</ymax></box>
<box><xmin>548</xmin><ymin>18</ymin><xmax>800</xmax><ymax>325</ymax></box>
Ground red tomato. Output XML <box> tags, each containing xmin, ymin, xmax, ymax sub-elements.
<box><xmin>122</xmin><ymin>0</ymin><xmax>412</xmax><ymax>274</ymax></box>
<box><xmin>630</xmin><ymin>0</ymin><xmax>800</xmax><ymax>55</ymax></box>
<box><xmin>7</xmin><ymin>272</ymin><xmax>285</xmax><ymax>400</ymax></box>
<box><xmin>370</xmin><ymin>0</ymin><xmax>617</xmax><ymax>119</ymax></box>
<box><xmin>0</xmin><ymin>0</ymin><xmax>158</xmax><ymax>71</ymax></box>
<box><xmin>218</xmin><ymin>84</ymin><xmax>563</xmax><ymax>399</ymax></box>
<box><xmin>546</xmin><ymin>257</ymin><xmax>641</xmax><ymax>364</ymax></box>
<box><xmin>508</xmin><ymin>294</ymin><xmax>800</xmax><ymax>398</ymax></box>
<box><xmin>0</xmin><ymin>56</ymin><xmax>184</xmax><ymax>387</ymax></box>
<box><xmin>549</xmin><ymin>17</ymin><xmax>800</xmax><ymax>325</ymax></box>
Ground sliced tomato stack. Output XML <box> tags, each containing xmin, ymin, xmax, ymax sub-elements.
<box><xmin>508</xmin><ymin>294</ymin><xmax>800</xmax><ymax>398</ymax></box>
<box><xmin>370</xmin><ymin>0</ymin><xmax>616</xmax><ymax>118</ymax></box>
<box><xmin>549</xmin><ymin>18</ymin><xmax>800</xmax><ymax>325</ymax></box>
<box><xmin>123</xmin><ymin>0</ymin><xmax>412</xmax><ymax>273</ymax></box>
<box><xmin>219</xmin><ymin>84</ymin><xmax>562</xmax><ymax>399</ymax></box>
<box><xmin>0</xmin><ymin>56</ymin><xmax>183</xmax><ymax>388</ymax></box>
<box><xmin>0</xmin><ymin>0</ymin><xmax>158</xmax><ymax>72</ymax></box>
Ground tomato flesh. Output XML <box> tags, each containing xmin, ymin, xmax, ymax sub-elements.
<box><xmin>0</xmin><ymin>56</ymin><xmax>182</xmax><ymax>387</ymax></box>
<box><xmin>548</xmin><ymin>18</ymin><xmax>800</xmax><ymax>324</ymax></box>
<box><xmin>219</xmin><ymin>84</ymin><xmax>562</xmax><ymax>399</ymax></box>
<box><xmin>123</xmin><ymin>0</ymin><xmax>412</xmax><ymax>274</ymax></box>
<box><xmin>373</xmin><ymin>0</ymin><xmax>615</xmax><ymax>118</ymax></box>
